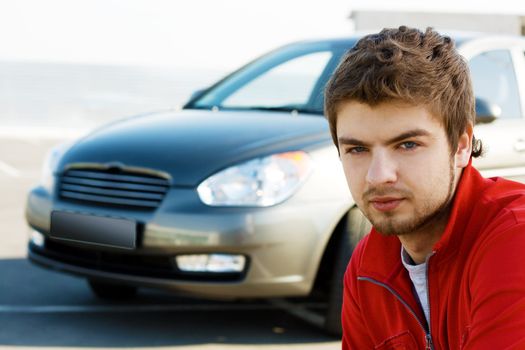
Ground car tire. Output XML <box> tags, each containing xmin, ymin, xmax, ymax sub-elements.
<box><xmin>323</xmin><ymin>207</ymin><xmax>371</xmax><ymax>335</ymax></box>
<box><xmin>88</xmin><ymin>279</ymin><xmax>138</xmax><ymax>300</ymax></box>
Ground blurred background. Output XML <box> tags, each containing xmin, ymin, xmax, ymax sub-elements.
<box><xmin>0</xmin><ymin>0</ymin><xmax>352</xmax><ymax>133</ymax></box>
<box><xmin>2</xmin><ymin>0</ymin><xmax>525</xmax><ymax>134</ymax></box>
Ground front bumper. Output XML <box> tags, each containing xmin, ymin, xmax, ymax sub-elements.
<box><xmin>26</xmin><ymin>183</ymin><xmax>350</xmax><ymax>299</ymax></box>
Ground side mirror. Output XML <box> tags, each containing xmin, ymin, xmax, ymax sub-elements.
<box><xmin>475</xmin><ymin>97</ymin><xmax>501</xmax><ymax>124</ymax></box>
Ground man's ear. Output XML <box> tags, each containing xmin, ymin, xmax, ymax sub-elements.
<box><xmin>455</xmin><ymin>123</ymin><xmax>473</xmax><ymax>168</ymax></box>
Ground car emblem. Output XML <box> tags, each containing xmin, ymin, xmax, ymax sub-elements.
<box><xmin>104</xmin><ymin>162</ymin><xmax>126</xmax><ymax>173</ymax></box>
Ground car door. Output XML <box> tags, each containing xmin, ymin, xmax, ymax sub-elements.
<box><xmin>468</xmin><ymin>47</ymin><xmax>525</xmax><ymax>184</ymax></box>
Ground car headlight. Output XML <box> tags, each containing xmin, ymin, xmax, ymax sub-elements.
<box><xmin>40</xmin><ymin>141</ymin><xmax>73</xmax><ymax>192</ymax></box>
<box><xmin>197</xmin><ymin>151</ymin><xmax>313</xmax><ymax>207</ymax></box>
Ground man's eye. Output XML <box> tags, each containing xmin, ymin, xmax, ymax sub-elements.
<box><xmin>400</xmin><ymin>141</ymin><xmax>418</xmax><ymax>150</ymax></box>
<box><xmin>347</xmin><ymin>146</ymin><xmax>368</xmax><ymax>154</ymax></box>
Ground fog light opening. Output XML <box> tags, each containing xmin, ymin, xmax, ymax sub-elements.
<box><xmin>30</xmin><ymin>230</ymin><xmax>45</xmax><ymax>247</ymax></box>
<box><xmin>176</xmin><ymin>254</ymin><xmax>246</xmax><ymax>273</ymax></box>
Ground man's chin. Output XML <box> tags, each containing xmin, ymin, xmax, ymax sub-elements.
<box><xmin>370</xmin><ymin>212</ymin><xmax>445</xmax><ymax>236</ymax></box>
<box><xmin>360</xmin><ymin>204</ymin><xmax>426</xmax><ymax>235</ymax></box>
<box><xmin>368</xmin><ymin>214</ymin><xmax>417</xmax><ymax>236</ymax></box>
<box><xmin>373</xmin><ymin>224</ymin><xmax>406</xmax><ymax>236</ymax></box>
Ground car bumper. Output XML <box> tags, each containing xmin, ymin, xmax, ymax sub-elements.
<box><xmin>28</xmin><ymin>243</ymin><xmax>301</xmax><ymax>298</ymax></box>
<box><xmin>26</xmin><ymin>184</ymin><xmax>350</xmax><ymax>299</ymax></box>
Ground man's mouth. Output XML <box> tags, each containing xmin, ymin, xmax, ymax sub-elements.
<box><xmin>369</xmin><ymin>197</ymin><xmax>404</xmax><ymax>212</ymax></box>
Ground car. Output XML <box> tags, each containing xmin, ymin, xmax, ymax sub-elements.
<box><xmin>25</xmin><ymin>32</ymin><xmax>525</xmax><ymax>335</ymax></box>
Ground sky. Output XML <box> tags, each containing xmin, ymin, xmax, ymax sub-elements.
<box><xmin>352</xmin><ymin>0</ymin><xmax>525</xmax><ymax>14</ymax></box>
<box><xmin>0</xmin><ymin>0</ymin><xmax>351</xmax><ymax>70</ymax></box>
<box><xmin>0</xmin><ymin>0</ymin><xmax>524</xmax><ymax>70</ymax></box>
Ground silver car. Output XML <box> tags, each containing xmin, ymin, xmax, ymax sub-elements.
<box><xmin>25</xmin><ymin>33</ymin><xmax>525</xmax><ymax>335</ymax></box>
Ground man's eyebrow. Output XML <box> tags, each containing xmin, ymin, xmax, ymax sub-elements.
<box><xmin>338</xmin><ymin>129</ymin><xmax>431</xmax><ymax>147</ymax></box>
<box><xmin>385</xmin><ymin>129</ymin><xmax>431</xmax><ymax>144</ymax></box>
<box><xmin>338</xmin><ymin>137</ymin><xmax>370</xmax><ymax>147</ymax></box>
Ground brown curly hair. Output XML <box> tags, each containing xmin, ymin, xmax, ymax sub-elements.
<box><xmin>324</xmin><ymin>26</ymin><xmax>482</xmax><ymax>157</ymax></box>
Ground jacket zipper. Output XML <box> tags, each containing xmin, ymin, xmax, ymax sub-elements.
<box><xmin>358</xmin><ymin>273</ymin><xmax>435</xmax><ymax>350</ymax></box>
<box><xmin>424</xmin><ymin>252</ymin><xmax>435</xmax><ymax>350</ymax></box>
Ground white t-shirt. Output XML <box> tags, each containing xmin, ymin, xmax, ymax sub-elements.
<box><xmin>401</xmin><ymin>247</ymin><xmax>430</xmax><ymax>326</ymax></box>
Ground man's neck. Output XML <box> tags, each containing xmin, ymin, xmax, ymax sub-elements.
<box><xmin>398</xmin><ymin>212</ymin><xmax>449</xmax><ymax>264</ymax></box>
<box><xmin>399</xmin><ymin>233</ymin><xmax>441</xmax><ymax>264</ymax></box>
<box><xmin>398</xmin><ymin>168</ymin><xmax>462</xmax><ymax>264</ymax></box>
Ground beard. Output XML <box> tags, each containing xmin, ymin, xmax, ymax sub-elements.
<box><xmin>361</xmin><ymin>160</ymin><xmax>456</xmax><ymax>236</ymax></box>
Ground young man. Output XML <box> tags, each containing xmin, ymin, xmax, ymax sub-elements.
<box><xmin>324</xmin><ymin>26</ymin><xmax>525</xmax><ymax>349</ymax></box>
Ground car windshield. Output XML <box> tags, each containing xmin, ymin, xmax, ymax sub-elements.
<box><xmin>185</xmin><ymin>42</ymin><xmax>351</xmax><ymax>115</ymax></box>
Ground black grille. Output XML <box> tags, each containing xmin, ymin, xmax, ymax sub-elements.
<box><xmin>59</xmin><ymin>168</ymin><xmax>170</xmax><ymax>209</ymax></box>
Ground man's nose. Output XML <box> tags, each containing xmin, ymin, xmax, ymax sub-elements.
<box><xmin>366</xmin><ymin>151</ymin><xmax>397</xmax><ymax>186</ymax></box>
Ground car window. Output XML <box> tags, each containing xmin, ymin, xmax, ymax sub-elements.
<box><xmin>468</xmin><ymin>50</ymin><xmax>522</xmax><ymax>119</ymax></box>
<box><xmin>188</xmin><ymin>41</ymin><xmax>348</xmax><ymax>114</ymax></box>
<box><xmin>221</xmin><ymin>51</ymin><xmax>332</xmax><ymax>108</ymax></box>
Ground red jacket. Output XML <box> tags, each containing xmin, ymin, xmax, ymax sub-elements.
<box><xmin>342</xmin><ymin>163</ymin><xmax>525</xmax><ymax>350</ymax></box>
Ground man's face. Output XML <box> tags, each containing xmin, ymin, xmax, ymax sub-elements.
<box><xmin>336</xmin><ymin>101</ymin><xmax>459</xmax><ymax>236</ymax></box>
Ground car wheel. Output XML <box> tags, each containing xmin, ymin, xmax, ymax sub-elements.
<box><xmin>88</xmin><ymin>279</ymin><xmax>138</xmax><ymax>300</ymax></box>
<box><xmin>323</xmin><ymin>207</ymin><xmax>371</xmax><ymax>335</ymax></box>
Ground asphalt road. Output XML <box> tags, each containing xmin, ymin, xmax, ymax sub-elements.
<box><xmin>0</xmin><ymin>134</ymin><xmax>340</xmax><ymax>350</ymax></box>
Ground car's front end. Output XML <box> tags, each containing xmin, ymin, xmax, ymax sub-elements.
<box><xmin>25</xmin><ymin>38</ymin><xmax>363</xmax><ymax>336</ymax></box>
<box><xmin>26</xmin><ymin>109</ymin><xmax>351</xmax><ymax>299</ymax></box>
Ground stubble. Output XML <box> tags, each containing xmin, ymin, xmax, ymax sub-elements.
<box><xmin>361</xmin><ymin>160</ymin><xmax>456</xmax><ymax>236</ymax></box>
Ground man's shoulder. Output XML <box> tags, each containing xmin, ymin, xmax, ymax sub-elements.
<box><xmin>480</xmin><ymin>176</ymin><xmax>525</xmax><ymax>224</ymax></box>
<box><xmin>465</xmin><ymin>175</ymin><xmax>525</xmax><ymax>254</ymax></box>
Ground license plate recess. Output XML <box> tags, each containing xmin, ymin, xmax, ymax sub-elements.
<box><xmin>50</xmin><ymin>211</ymin><xmax>137</xmax><ymax>249</ymax></box>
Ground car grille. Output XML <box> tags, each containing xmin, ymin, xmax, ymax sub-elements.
<box><xmin>59</xmin><ymin>168</ymin><xmax>170</xmax><ymax>209</ymax></box>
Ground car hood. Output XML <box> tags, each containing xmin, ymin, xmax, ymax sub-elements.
<box><xmin>58</xmin><ymin>109</ymin><xmax>332</xmax><ymax>186</ymax></box>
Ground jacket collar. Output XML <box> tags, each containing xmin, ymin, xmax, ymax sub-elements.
<box><xmin>432</xmin><ymin>160</ymin><xmax>488</xmax><ymax>257</ymax></box>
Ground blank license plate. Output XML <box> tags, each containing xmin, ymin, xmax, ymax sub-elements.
<box><xmin>50</xmin><ymin>211</ymin><xmax>137</xmax><ymax>249</ymax></box>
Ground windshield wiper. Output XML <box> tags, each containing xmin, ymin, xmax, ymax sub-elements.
<box><xmin>186</xmin><ymin>105</ymin><xmax>323</xmax><ymax>115</ymax></box>
<box><xmin>245</xmin><ymin>106</ymin><xmax>323</xmax><ymax>115</ymax></box>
